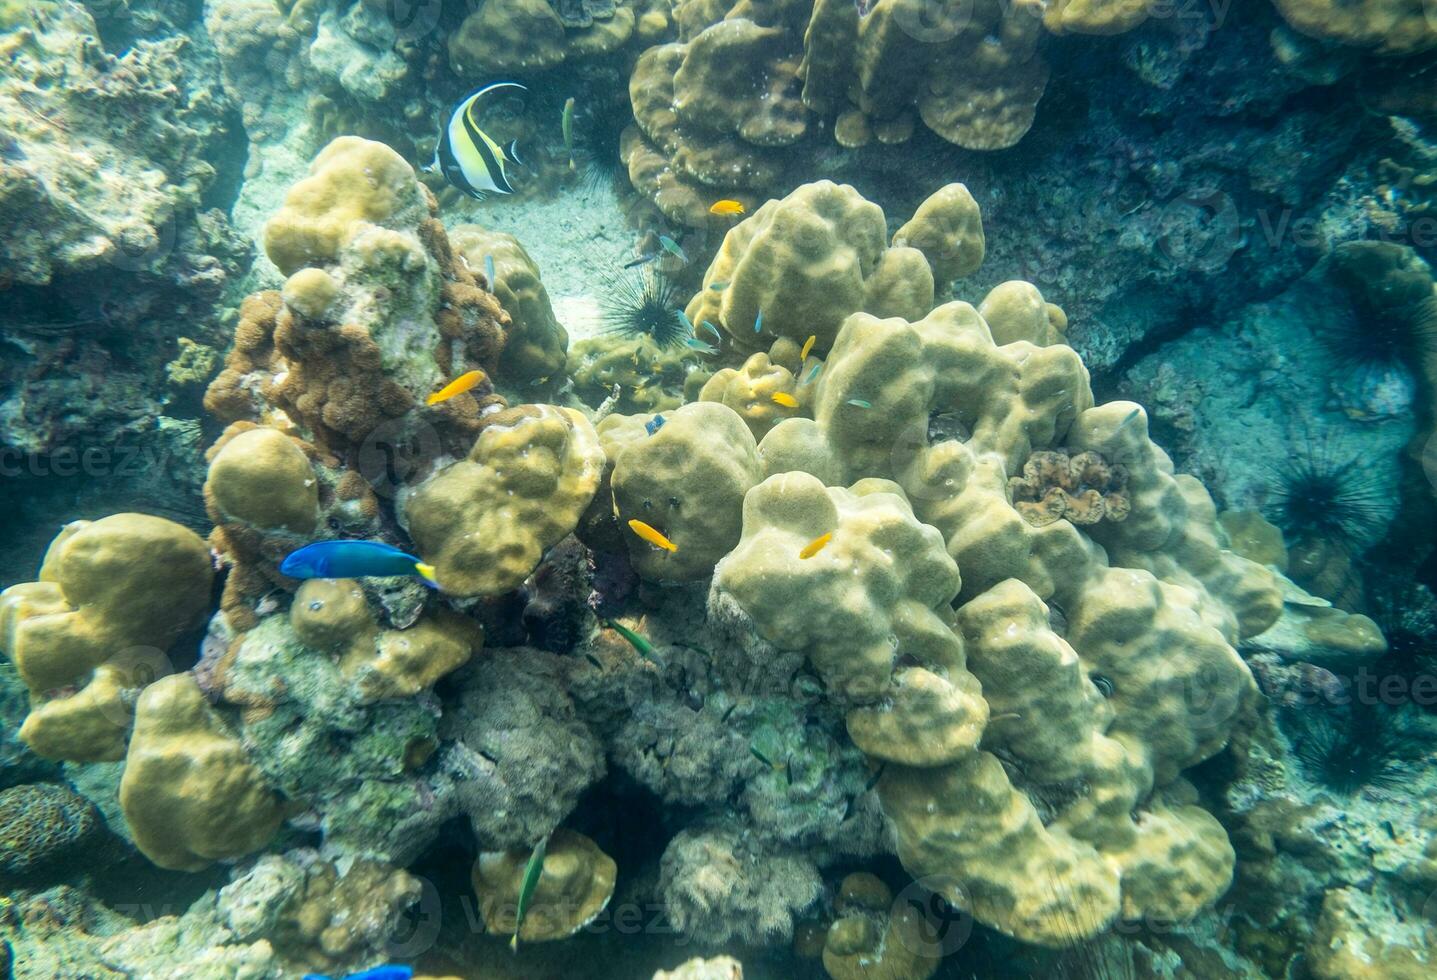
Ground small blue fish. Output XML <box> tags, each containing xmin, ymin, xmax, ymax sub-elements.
<box><xmin>675</xmin><ymin>309</ymin><xmax>695</xmax><ymax>334</ymax></box>
<box><xmin>683</xmin><ymin>337</ymin><xmax>718</xmax><ymax>354</ymax></box>
<box><xmin>646</xmin><ymin>414</ymin><xmax>667</xmax><ymax>435</ymax></box>
<box><xmin>658</xmin><ymin>235</ymin><xmax>689</xmax><ymax>264</ymax></box>
<box><xmin>281</xmin><ymin>541</ymin><xmax>438</xmax><ymax>589</ymax></box>
<box><xmin>484</xmin><ymin>254</ymin><xmax>497</xmax><ymax>285</ymax></box>
<box><xmin>702</xmin><ymin>321</ymin><xmax>722</xmax><ymax>342</ymax></box>
<box><xmin>708</xmin><ymin>281</ymin><xmax>730</xmax><ymax>291</ymax></box>
<box><xmin>624</xmin><ymin>252</ymin><xmax>659</xmax><ymax>269</ymax></box>
<box><xmin>303</xmin><ymin>967</ymin><xmax>414</xmax><ymax>980</ymax></box>
<box><xmin>804</xmin><ymin>362</ymin><xmax>822</xmax><ymax>383</ymax></box>
<box><xmin>846</xmin><ymin>398</ymin><xmax>871</xmax><ymax>408</ymax></box>
<box><xmin>754</xmin><ymin>310</ymin><xmax>763</xmax><ymax>333</ymax></box>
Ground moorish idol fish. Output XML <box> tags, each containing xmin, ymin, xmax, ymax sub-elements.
<box><xmin>435</xmin><ymin>82</ymin><xmax>528</xmax><ymax>200</ymax></box>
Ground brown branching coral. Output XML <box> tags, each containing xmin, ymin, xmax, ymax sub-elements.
<box><xmin>1009</xmin><ymin>450</ymin><xmax>1131</xmax><ymax>527</ymax></box>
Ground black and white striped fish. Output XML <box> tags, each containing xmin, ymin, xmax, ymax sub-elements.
<box><xmin>434</xmin><ymin>82</ymin><xmax>527</xmax><ymax>200</ymax></box>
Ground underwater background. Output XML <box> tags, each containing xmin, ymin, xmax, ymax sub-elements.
<box><xmin>2</xmin><ymin>1</ymin><xmax>1437</xmax><ymax>978</ymax></box>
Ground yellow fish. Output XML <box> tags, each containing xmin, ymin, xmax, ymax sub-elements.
<box><xmin>426</xmin><ymin>369</ymin><xmax>486</xmax><ymax>406</ymax></box>
<box><xmin>628</xmin><ymin>519</ymin><xmax>678</xmax><ymax>552</ymax></box>
<box><xmin>771</xmin><ymin>392</ymin><xmax>799</xmax><ymax>408</ymax></box>
<box><xmin>800</xmin><ymin>335</ymin><xmax>816</xmax><ymax>361</ymax></box>
<box><xmin>799</xmin><ymin>532</ymin><xmax>833</xmax><ymax>559</ymax></box>
<box><xmin>709</xmin><ymin>199</ymin><xmax>745</xmax><ymax>216</ymax></box>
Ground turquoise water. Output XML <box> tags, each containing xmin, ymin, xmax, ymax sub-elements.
<box><xmin>2</xmin><ymin>2</ymin><xmax>1436</xmax><ymax>978</ymax></box>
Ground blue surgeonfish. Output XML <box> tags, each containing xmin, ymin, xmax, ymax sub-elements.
<box><xmin>435</xmin><ymin>82</ymin><xmax>527</xmax><ymax>200</ymax></box>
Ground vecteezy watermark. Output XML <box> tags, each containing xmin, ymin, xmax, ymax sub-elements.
<box><xmin>891</xmin><ymin>876</ymin><xmax>975</xmax><ymax>959</ymax></box>
<box><xmin>1155</xmin><ymin>190</ymin><xmax>1242</xmax><ymax>273</ymax></box>
<box><xmin>0</xmin><ymin>442</ymin><xmax>177</xmax><ymax>480</ymax></box>
<box><xmin>107</xmin><ymin>211</ymin><xmax>179</xmax><ymax>274</ymax></box>
<box><xmin>385</xmin><ymin>874</ymin><xmax>444</xmax><ymax>960</ymax></box>
<box><xmin>1254</xmin><ymin>210</ymin><xmax>1437</xmax><ymax>252</ymax></box>
<box><xmin>355</xmin><ymin>418</ymin><xmax>443</xmax><ymax>500</ymax></box>
<box><xmin>1275</xmin><ymin>665</ymin><xmax>1437</xmax><ymax>711</ymax></box>
<box><xmin>380</xmin><ymin>0</ymin><xmax>446</xmax><ymax>41</ymax></box>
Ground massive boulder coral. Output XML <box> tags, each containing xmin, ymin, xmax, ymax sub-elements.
<box><xmin>472</xmin><ymin>828</ymin><xmax>617</xmax><ymax>944</ymax></box>
<box><xmin>0</xmin><ymin>514</ymin><xmax>213</xmax><ymax>761</ymax></box>
<box><xmin>404</xmin><ymin>404</ymin><xmax>605</xmax><ymax>596</ymax></box>
<box><xmin>624</xmin><ymin>0</ymin><xmax>1053</xmax><ymax>220</ymax></box>
<box><xmin>1269</xmin><ymin>0</ymin><xmax>1437</xmax><ymax>55</ymax></box>
<box><xmin>119</xmin><ymin>673</ymin><xmax>283</xmax><ymax>871</ymax></box>
<box><xmin>450</xmin><ymin>225</ymin><xmax>570</xmax><ymax>384</ymax></box>
<box><xmin>694</xmin><ymin>179</ymin><xmax>1281</xmax><ymax>947</ymax></box>
<box><xmin>684</xmin><ymin>181</ymin><xmax>983</xmax><ymax>357</ymax></box>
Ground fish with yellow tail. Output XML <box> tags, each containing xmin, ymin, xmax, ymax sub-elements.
<box><xmin>426</xmin><ymin>369</ymin><xmax>486</xmax><ymax>406</ymax></box>
<box><xmin>709</xmin><ymin>199</ymin><xmax>745</xmax><ymax>216</ymax></box>
<box><xmin>771</xmin><ymin>391</ymin><xmax>799</xmax><ymax>409</ymax></box>
<box><xmin>628</xmin><ymin>518</ymin><xmax>677</xmax><ymax>552</ymax></box>
<box><xmin>799</xmin><ymin>532</ymin><xmax>833</xmax><ymax>559</ymax></box>
<box><xmin>800</xmin><ymin>335</ymin><xmax>817</xmax><ymax>361</ymax></box>
<box><xmin>434</xmin><ymin>81</ymin><xmax>527</xmax><ymax>200</ymax></box>
<box><xmin>280</xmin><ymin>541</ymin><xmax>439</xmax><ymax>590</ymax></box>
<box><xmin>510</xmin><ymin>833</ymin><xmax>549</xmax><ymax>953</ymax></box>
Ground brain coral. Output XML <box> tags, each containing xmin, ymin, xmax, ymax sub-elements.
<box><xmin>0</xmin><ymin>782</ymin><xmax>101</xmax><ymax>877</ymax></box>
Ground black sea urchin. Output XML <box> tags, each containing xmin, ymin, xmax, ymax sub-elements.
<box><xmin>571</xmin><ymin>99</ymin><xmax>628</xmax><ymax>191</ymax></box>
<box><xmin>601</xmin><ymin>268</ymin><xmax>686</xmax><ymax>349</ymax></box>
<box><xmin>1264</xmin><ymin>443</ymin><xmax>1386</xmax><ymax>554</ymax></box>
<box><xmin>1283</xmin><ymin>699</ymin><xmax>1420</xmax><ymax>795</ymax></box>
<box><xmin>1321</xmin><ymin>241</ymin><xmax>1437</xmax><ymax>377</ymax></box>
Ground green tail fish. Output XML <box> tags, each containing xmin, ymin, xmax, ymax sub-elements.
<box><xmin>561</xmin><ymin>97</ymin><xmax>576</xmax><ymax>172</ymax></box>
<box><xmin>511</xmin><ymin>833</ymin><xmax>550</xmax><ymax>953</ymax></box>
<box><xmin>603</xmin><ymin>619</ymin><xmax>655</xmax><ymax>660</ymax></box>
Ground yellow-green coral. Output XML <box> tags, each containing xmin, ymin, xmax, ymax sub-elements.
<box><xmin>603</xmin><ymin>402</ymin><xmax>763</xmax><ymax>581</ymax></box>
<box><xmin>205</xmin><ymin>426</ymin><xmax>319</xmax><ymax>535</ymax></box>
<box><xmin>450</xmin><ymin>224</ymin><xmax>569</xmax><ymax>383</ymax></box>
<box><xmin>262</xmin><ymin>136</ymin><xmax>430</xmax><ymax>276</ymax></box>
<box><xmin>119</xmin><ymin>673</ymin><xmax>283</xmax><ymax>871</ymax></box>
<box><xmin>288</xmin><ymin>579</ymin><xmax>481</xmax><ymax>701</ymax></box>
<box><xmin>0</xmin><ymin>515</ymin><xmax>213</xmax><ymax>761</ymax></box>
<box><xmin>685</xmin><ymin>181</ymin><xmax>934</xmax><ymax>357</ymax></box>
<box><xmin>472</xmin><ymin>829</ymin><xmax>617</xmax><ymax>942</ymax></box>
<box><xmin>699</xmin><ymin>179</ymin><xmax>1279</xmax><ymax>948</ymax></box>
<box><xmin>405</xmin><ymin>405</ymin><xmax>605</xmax><ymax>596</ymax></box>
<box><xmin>1270</xmin><ymin>0</ymin><xmax>1437</xmax><ymax>56</ymax></box>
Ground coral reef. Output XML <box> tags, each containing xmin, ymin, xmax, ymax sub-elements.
<box><xmin>6</xmin><ymin>4</ymin><xmax>1437</xmax><ymax>969</ymax></box>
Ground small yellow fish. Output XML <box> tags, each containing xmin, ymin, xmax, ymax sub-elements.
<box><xmin>800</xmin><ymin>335</ymin><xmax>816</xmax><ymax>361</ymax></box>
<box><xmin>799</xmin><ymin>532</ymin><xmax>833</xmax><ymax>559</ymax></box>
<box><xmin>771</xmin><ymin>392</ymin><xmax>799</xmax><ymax>408</ymax></box>
<box><xmin>628</xmin><ymin>518</ymin><xmax>677</xmax><ymax>552</ymax></box>
<box><xmin>426</xmin><ymin>369</ymin><xmax>486</xmax><ymax>406</ymax></box>
<box><xmin>710</xmin><ymin>199</ymin><xmax>745</xmax><ymax>216</ymax></box>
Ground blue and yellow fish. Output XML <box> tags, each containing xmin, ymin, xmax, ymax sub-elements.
<box><xmin>303</xmin><ymin>966</ymin><xmax>413</xmax><ymax>980</ymax></box>
<box><xmin>435</xmin><ymin>82</ymin><xmax>527</xmax><ymax>200</ymax></box>
<box><xmin>281</xmin><ymin>541</ymin><xmax>438</xmax><ymax>589</ymax></box>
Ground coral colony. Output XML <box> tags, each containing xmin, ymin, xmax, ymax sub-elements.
<box><xmin>2</xmin><ymin>2</ymin><xmax>1436</xmax><ymax>979</ymax></box>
